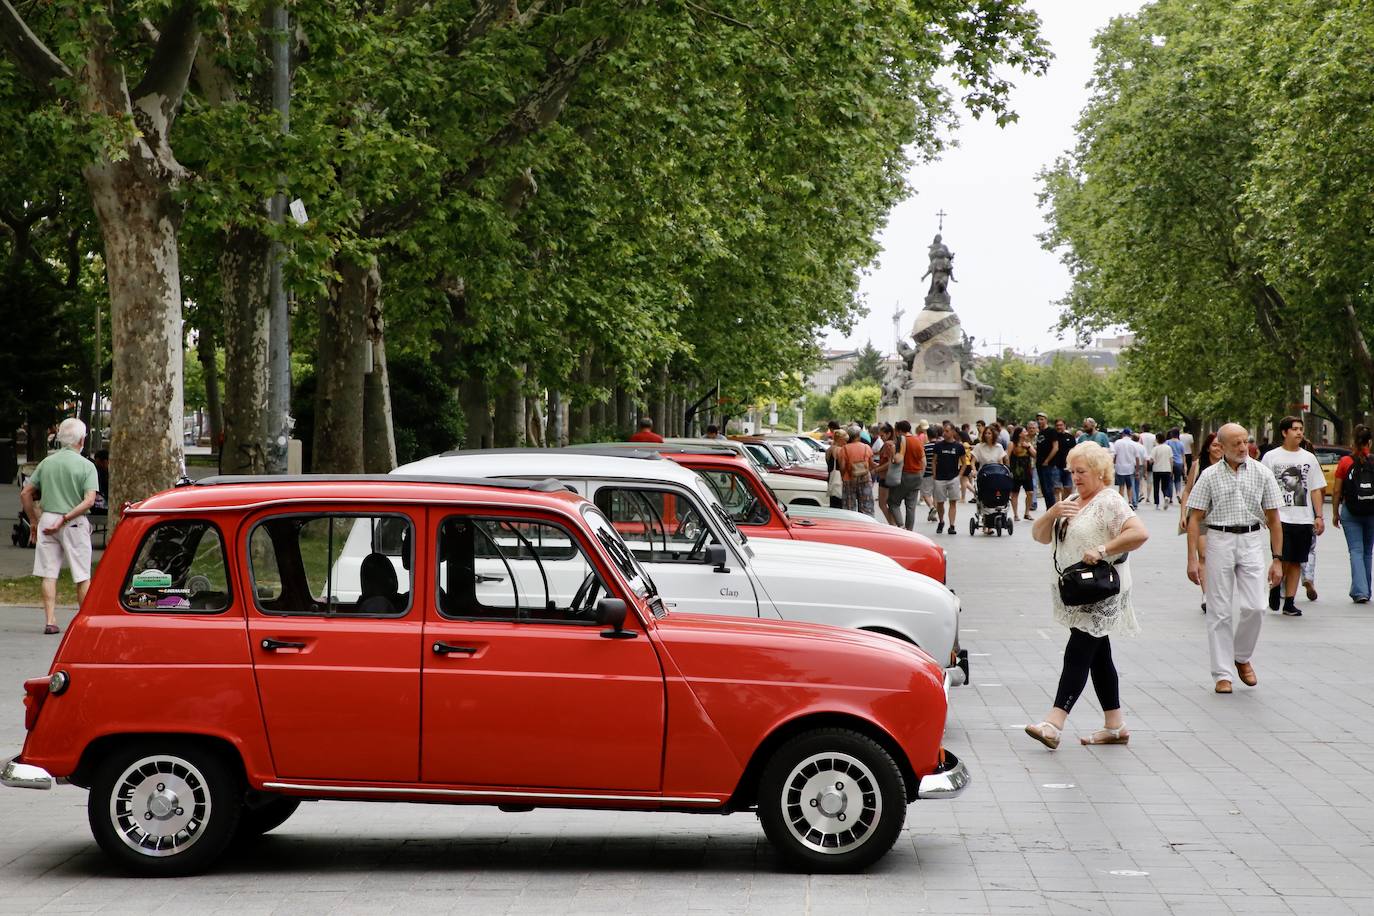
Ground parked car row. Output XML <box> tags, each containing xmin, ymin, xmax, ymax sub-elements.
<box><xmin>3</xmin><ymin>443</ymin><xmax>971</xmax><ymax>878</ymax></box>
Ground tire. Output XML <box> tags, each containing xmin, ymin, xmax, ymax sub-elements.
<box><xmin>87</xmin><ymin>739</ymin><xmax>242</xmax><ymax>877</ymax></box>
<box><xmin>757</xmin><ymin>728</ymin><xmax>907</xmax><ymax>873</ymax></box>
<box><xmin>235</xmin><ymin>797</ymin><xmax>301</xmax><ymax>841</ymax></box>
<box><xmin>969</xmin><ymin>517</ymin><xmax>976</xmax><ymax>536</ymax></box>
<box><xmin>1005</xmin><ymin>518</ymin><xmax>1014</xmax><ymax>536</ymax></box>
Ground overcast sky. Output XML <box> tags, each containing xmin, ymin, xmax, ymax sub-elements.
<box><xmin>825</xmin><ymin>0</ymin><xmax>1145</xmax><ymax>358</ymax></box>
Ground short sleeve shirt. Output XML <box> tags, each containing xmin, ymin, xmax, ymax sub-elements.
<box><xmin>932</xmin><ymin>440</ymin><xmax>964</xmax><ymax>481</ymax></box>
<box><xmin>1168</xmin><ymin>439</ymin><xmax>1186</xmax><ymax>468</ymax></box>
<box><xmin>902</xmin><ymin>433</ymin><xmax>926</xmax><ymax>473</ymax></box>
<box><xmin>1111</xmin><ymin>439</ymin><xmax>1139</xmax><ymax>475</ymax></box>
<box><xmin>1054</xmin><ymin>431</ymin><xmax>1075</xmax><ymax>468</ymax></box>
<box><xmin>1151</xmin><ymin>444</ymin><xmax>1175</xmax><ymax>473</ymax></box>
<box><xmin>1035</xmin><ymin>431</ymin><xmax>1058</xmax><ymax>466</ymax></box>
<box><xmin>1078</xmin><ymin>431</ymin><xmax>1109</xmax><ymax>448</ymax></box>
<box><xmin>28</xmin><ymin>448</ymin><xmax>99</xmax><ymax>515</ymax></box>
<box><xmin>972</xmin><ymin>442</ymin><xmax>1005</xmax><ymax>467</ymax></box>
<box><xmin>1187</xmin><ymin>457</ymin><xmax>1283</xmax><ymax>527</ymax></box>
<box><xmin>1261</xmin><ymin>447</ymin><xmax>1324</xmax><ymax>524</ymax></box>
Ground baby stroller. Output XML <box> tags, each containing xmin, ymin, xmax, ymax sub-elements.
<box><xmin>970</xmin><ymin>463</ymin><xmax>1014</xmax><ymax>536</ymax></box>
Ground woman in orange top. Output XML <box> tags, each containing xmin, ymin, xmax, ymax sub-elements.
<box><xmin>840</xmin><ymin>425</ymin><xmax>875</xmax><ymax>517</ymax></box>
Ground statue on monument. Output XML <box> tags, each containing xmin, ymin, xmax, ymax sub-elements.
<box><xmin>879</xmin><ymin>226</ymin><xmax>995</xmax><ymax>416</ymax></box>
<box><xmin>920</xmin><ymin>234</ymin><xmax>955</xmax><ymax>307</ymax></box>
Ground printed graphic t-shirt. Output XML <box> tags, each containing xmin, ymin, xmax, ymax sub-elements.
<box><xmin>1261</xmin><ymin>447</ymin><xmax>1324</xmax><ymax>525</ymax></box>
<box><xmin>932</xmin><ymin>440</ymin><xmax>965</xmax><ymax>481</ymax></box>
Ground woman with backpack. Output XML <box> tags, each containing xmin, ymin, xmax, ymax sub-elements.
<box><xmin>840</xmin><ymin>425</ymin><xmax>876</xmax><ymax>517</ymax></box>
<box><xmin>1332</xmin><ymin>425</ymin><xmax>1374</xmax><ymax>603</ymax></box>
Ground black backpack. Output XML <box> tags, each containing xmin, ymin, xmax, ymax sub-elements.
<box><xmin>1344</xmin><ymin>454</ymin><xmax>1374</xmax><ymax>516</ymax></box>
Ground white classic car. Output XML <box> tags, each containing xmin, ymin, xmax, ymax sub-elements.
<box><xmin>396</xmin><ymin>450</ymin><xmax>960</xmax><ymax>676</ymax></box>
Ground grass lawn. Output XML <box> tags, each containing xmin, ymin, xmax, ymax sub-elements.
<box><xmin>0</xmin><ymin>567</ymin><xmax>94</xmax><ymax>606</ymax></box>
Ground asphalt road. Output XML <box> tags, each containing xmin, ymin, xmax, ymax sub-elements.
<box><xmin>0</xmin><ymin>496</ymin><xmax>1371</xmax><ymax>914</ymax></box>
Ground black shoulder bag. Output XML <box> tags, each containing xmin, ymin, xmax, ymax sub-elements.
<box><xmin>1053</xmin><ymin>515</ymin><xmax>1123</xmax><ymax>607</ymax></box>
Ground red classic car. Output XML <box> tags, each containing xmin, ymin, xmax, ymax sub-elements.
<box><xmin>3</xmin><ymin>475</ymin><xmax>968</xmax><ymax>876</ymax></box>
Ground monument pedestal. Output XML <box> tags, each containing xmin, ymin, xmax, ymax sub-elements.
<box><xmin>877</xmin><ymin>382</ymin><xmax>994</xmax><ymax>428</ymax></box>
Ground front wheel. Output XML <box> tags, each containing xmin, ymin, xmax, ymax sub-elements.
<box><xmin>87</xmin><ymin>740</ymin><xmax>242</xmax><ymax>877</ymax></box>
<box><xmin>757</xmin><ymin>728</ymin><xmax>907</xmax><ymax>873</ymax></box>
<box><xmin>1005</xmin><ymin>518</ymin><xmax>1014</xmax><ymax>536</ymax></box>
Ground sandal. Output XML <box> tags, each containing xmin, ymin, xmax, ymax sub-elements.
<box><xmin>43</xmin><ymin>624</ymin><xmax>59</xmax><ymax>635</ymax></box>
<box><xmin>1080</xmin><ymin>726</ymin><xmax>1129</xmax><ymax>746</ymax></box>
<box><xmin>1024</xmin><ymin>721</ymin><xmax>1061</xmax><ymax>750</ymax></box>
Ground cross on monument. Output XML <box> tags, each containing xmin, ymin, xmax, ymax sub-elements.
<box><xmin>936</xmin><ymin>208</ymin><xmax>948</xmax><ymax>232</ymax></box>
<box><xmin>891</xmin><ymin>303</ymin><xmax>905</xmax><ymax>349</ymax></box>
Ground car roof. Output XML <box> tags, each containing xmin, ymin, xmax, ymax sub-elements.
<box><xmin>128</xmin><ymin>475</ymin><xmax>587</xmax><ymax>515</ymax></box>
<box><xmin>399</xmin><ymin>450</ymin><xmax>708</xmax><ymax>488</ymax></box>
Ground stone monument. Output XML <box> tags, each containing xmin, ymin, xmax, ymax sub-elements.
<box><xmin>878</xmin><ymin>231</ymin><xmax>996</xmax><ymax>428</ymax></box>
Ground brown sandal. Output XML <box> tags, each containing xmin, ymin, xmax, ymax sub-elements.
<box><xmin>1080</xmin><ymin>727</ymin><xmax>1129</xmax><ymax>746</ymax></box>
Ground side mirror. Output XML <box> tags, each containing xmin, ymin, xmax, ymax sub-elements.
<box><xmin>596</xmin><ymin>597</ymin><xmax>636</xmax><ymax>639</ymax></box>
<box><xmin>705</xmin><ymin>543</ymin><xmax>729</xmax><ymax>572</ymax></box>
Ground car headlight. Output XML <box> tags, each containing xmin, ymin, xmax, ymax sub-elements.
<box><xmin>48</xmin><ymin>671</ymin><xmax>69</xmax><ymax>695</ymax></box>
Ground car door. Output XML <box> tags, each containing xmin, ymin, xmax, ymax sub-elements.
<box><xmin>589</xmin><ymin>483</ymin><xmax>760</xmax><ymax>618</ymax></box>
<box><xmin>244</xmin><ymin>507</ymin><xmax>423</xmax><ymax>782</ymax></box>
<box><xmin>421</xmin><ymin>510</ymin><xmax>666</xmax><ymax>791</ymax></box>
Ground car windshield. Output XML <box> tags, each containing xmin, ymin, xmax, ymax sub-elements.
<box><xmin>691</xmin><ymin>477</ymin><xmax>751</xmax><ymax>550</ymax></box>
<box><xmin>580</xmin><ymin>505</ymin><xmax>659</xmax><ymax>602</ymax></box>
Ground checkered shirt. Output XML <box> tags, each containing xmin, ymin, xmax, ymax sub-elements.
<box><xmin>1186</xmin><ymin>456</ymin><xmax>1282</xmax><ymax>527</ymax></box>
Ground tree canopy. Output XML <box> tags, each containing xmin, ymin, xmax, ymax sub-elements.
<box><xmin>2</xmin><ymin>0</ymin><xmax>1050</xmax><ymax>502</ymax></box>
<box><xmin>1039</xmin><ymin>0</ymin><xmax>1374</xmax><ymax>440</ymax></box>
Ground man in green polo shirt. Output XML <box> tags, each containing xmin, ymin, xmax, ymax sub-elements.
<box><xmin>20</xmin><ymin>418</ymin><xmax>99</xmax><ymax>634</ymax></box>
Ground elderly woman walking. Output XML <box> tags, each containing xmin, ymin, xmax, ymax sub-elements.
<box><xmin>1025</xmin><ymin>442</ymin><xmax>1150</xmax><ymax>748</ymax></box>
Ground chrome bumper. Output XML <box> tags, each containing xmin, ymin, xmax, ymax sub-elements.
<box><xmin>2</xmin><ymin>756</ymin><xmax>54</xmax><ymax>790</ymax></box>
<box><xmin>916</xmin><ymin>750</ymin><xmax>971</xmax><ymax>800</ymax></box>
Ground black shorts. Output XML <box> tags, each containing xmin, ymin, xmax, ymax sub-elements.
<box><xmin>1280</xmin><ymin>523</ymin><xmax>1314</xmax><ymax>563</ymax></box>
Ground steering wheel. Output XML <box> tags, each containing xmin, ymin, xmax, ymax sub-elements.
<box><xmin>737</xmin><ymin>496</ymin><xmax>759</xmax><ymax>524</ymax></box>
<box><xmin>569</xmin><ymin>571</ymin><xmax>602</xmax><ymax>618</ymax></box>
<box><xmin>685</xmin><ymin>526</ymin><xmax>712</xmax><ymax>561</ymax></box>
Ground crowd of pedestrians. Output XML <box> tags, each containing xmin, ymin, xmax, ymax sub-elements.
<box><xmin>818</xmin><ymin>409</ymin><xmax>1374</xmax><ymax>743</ymax></box>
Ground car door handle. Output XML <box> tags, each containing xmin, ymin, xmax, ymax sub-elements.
<box><xmin>260</xmin><ymin>637</ymin><xmax>307</xmax><ymax>651</ymax></box>
<box><xmin>432</xmin><ymin>642</ymin><xmax>479</xmax><ymax>656</ymax></box>
<box><xmin>473</xmin><ymin>573</ymin><xmax>505</xmax><ymax>583</ymax></box>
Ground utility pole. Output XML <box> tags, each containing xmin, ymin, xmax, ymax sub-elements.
<box><xmin>266</xmin><ymin>3</ymin><xmax>292</xmax><ymax>473</ymax></box>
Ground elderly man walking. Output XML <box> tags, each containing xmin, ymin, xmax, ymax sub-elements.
<box><xmin>20</xmin><ymin>418</ymin><xmax>100</xmax><ymax>634</ymax></box>
<box><xmin>1185</xmin><ymin>423</ymin><xmax>1283</xmax><ymax>693</ymax></box>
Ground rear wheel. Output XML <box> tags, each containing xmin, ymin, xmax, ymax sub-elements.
<box><xmin>1005</xmin><ymin>518</ymin><xmax>1014</xmax><ymax>536</ymax></box>
<box><xmin>757</xmin><ymin>728</ymin><xmax>906</xmax><ymax>873</ymax></box>
<box><xmin>969</xmin><ymin>517</ymin><xmax>977</xmax><ymax>536</ymax></box>
<box><xmin>87</xmin><ymin>740</ymin><xmax>241</xmax><ymax>877</ymax></box>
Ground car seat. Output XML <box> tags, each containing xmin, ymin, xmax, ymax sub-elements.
<box><xmin>356</xmin><ymin>552</ymin><xmax>401</xmax><ymax>613</ymax></box>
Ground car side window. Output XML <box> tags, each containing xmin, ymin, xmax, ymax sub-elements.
<box><xmin>593</xmin><ymin>486</ymin><xmax>719</xmax><ymax>563</ymax></box>
<box><xmin>436</xmin><ymin>516</ymin><xmax>604</xmax><ymax>624</ymax></box>
<box><xmin>121</xmin><ymin>520</ymin><xmax>231</xmax><ymax>613</ymax></box>
<box><xmin>696</xmin><ymin>470</ymin><xmax>770</xmax><ymax>526</ymax></box>
<box><xmin>248</xmin><ymin>513</ymin><xmax>413</xmax><ymax>617</ymax></box>
<box><xmin>744</xmin><ymin>443</ymin><xmax>778</xmax><ymax>468</ymax></box>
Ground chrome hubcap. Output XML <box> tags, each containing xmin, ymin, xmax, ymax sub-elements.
<box><xmin>109</xmin><ymin>755</ymin><xmax>210</xmax><ymax>857</ymax></box>
<box><xmin>781</xmin><ymin>752</ymin><xmax>881</xmax><ymax>854</ymax></box>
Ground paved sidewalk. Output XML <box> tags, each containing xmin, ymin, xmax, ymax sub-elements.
<box><xmin>0</xmin><ymin>499</ymin><xmax>1370</xmax><ymax>913</ymax></box>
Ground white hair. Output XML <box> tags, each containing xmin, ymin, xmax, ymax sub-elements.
<box><xmin>56</xmin><ymin>417</ymin><xmax>87</xmax><ymax>448</ymax></box>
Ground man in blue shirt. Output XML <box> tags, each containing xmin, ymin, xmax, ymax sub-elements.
<box><xmin>1167</xmin><ymin>428</ymin><xmax>1187</xmax><ymax>494</ymax></box>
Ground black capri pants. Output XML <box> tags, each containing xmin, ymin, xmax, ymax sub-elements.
<box><xmin>1054</xmin><ymin>627</ymin><xmax>1120</xmax><ymax>713</ymax></box>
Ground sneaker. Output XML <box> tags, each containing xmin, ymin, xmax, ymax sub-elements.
<box><xmin>1268</xmin><ymin>585</ymin><xmax>1280</xmax><ymax>611</ymax></box>
<box><xmin>1304</xmin><ymin>580</ymin><xmax>1317</xmax><ymax>601</ymax></box>
<box><xmin>1355</xmin><ymin>597</ymin><xmax>1370</xmax><ymax>604</ymax></box>
<box><xmin>1283</xmin><ymin>607</ymin><xmax>1302</xmax><ymax>617</ymax></box>
<box><xmin>927</xmin><ymin>508</ymin><xmax>937</xmax><ymax>522</ymax></box>
<box><xmin>936</xmin><ymin>521</ymin><xmax>945</xmax><ymax>534</ymax></box>
<box><xmin>948</xmin><ymin>527</ymin><xmax>957</xmax><ymax>535</ymax></box>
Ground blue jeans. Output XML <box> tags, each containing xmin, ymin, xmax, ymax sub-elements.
<box><xmin>1340</xmin><ymin>505</ymin><xmax>1374</xmax><ymax>600</ymax></box>
<box><xmin>1037</xmin><ymin>466</ymin><xmax>1059</xmax><ymax>508</ymax></box>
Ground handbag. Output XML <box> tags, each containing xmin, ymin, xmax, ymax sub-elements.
<box><xmin>1053</xmin><ymin>517</ymin><xmax>1123</xmax><ymax>607</ymax></box>
<box><xmin>885</xmin><ymin>441</ymin><xmax>904</xmax><ymax>488</ymax></box>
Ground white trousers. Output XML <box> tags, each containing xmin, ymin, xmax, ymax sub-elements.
<box><xmin>1203</xmin><ymin>528</ymin><xmax>1266</xmax><ymax>682</ymax></box>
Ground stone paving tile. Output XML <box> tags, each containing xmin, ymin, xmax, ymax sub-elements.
<box><xmin>2</xmin><ymin>504</ymin><xmax>1374</xmax><ymax>913</ymax></box>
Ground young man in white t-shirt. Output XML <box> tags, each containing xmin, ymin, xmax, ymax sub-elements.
<box><xmin>1260</xmin><ymin>416</ymin><xmax>1325</xmax><ymax>616</ymax></box>
<box><xmin>1151</xmin><ymin>440</ymin><xmax>1176</xmax><ymax>509</ymax></box>
<box><xmin>1111</xmin><ymin>428</ymin><xmax>1143</xmax><ymax>507</ymax></box>
<box><xmin>1139</xmin><ymin>425</ymin><xmax>1157</xmax><ymax>454</ymax></box>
